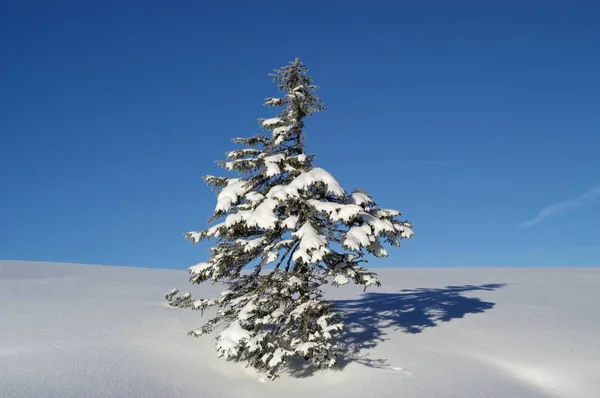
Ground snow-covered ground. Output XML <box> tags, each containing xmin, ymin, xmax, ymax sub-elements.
<box><xmin>1</xmin><ymin>260</ymin><xmax>598</xmax><ymax>397</ymax></box>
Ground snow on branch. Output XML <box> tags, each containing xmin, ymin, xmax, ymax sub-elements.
<box><xmin>292</xmin><ymin>222</ymin><xmax>330</xmax><ymax>264</ymax></box>
<box><xmin>261</xmin><ymin>117</ymin><xmax>285</xmax><ymax>128</ymax></box>
<box><xmin>215</xmin><ymin>179</ymin><xmax>250</xmax><ymax>213</ymax></box>
<box><xmin>267</xmin><ymin>167</ymin><xmax>345</xmax><ymax>200</ymax></box>
<box><xmin>349</xmin><ymin>191</ymin><xmax>374</xmax><ymax>206</ymax></box>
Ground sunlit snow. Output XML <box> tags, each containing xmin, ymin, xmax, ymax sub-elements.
<box><xmin>1</xmin><ymin>260</ymin><xmax>599</xmax><ymax>397</ymax></box>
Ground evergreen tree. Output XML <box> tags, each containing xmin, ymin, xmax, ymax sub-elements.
<box><xmin>166</xmin><ymin>59</ymin><xmax>414</xmax><ymax>379</ymax></box>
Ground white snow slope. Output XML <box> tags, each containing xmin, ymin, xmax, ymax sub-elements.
<box><xmin>1</xmin><ymin>260</ymin><xmax>598</xmax><ymax>398</ymax></box>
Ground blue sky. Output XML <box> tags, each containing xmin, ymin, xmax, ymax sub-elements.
<box><xmin>1</xmin><ymin>0</ymin><xmax>599</xmax><ymax>268</ymax></box>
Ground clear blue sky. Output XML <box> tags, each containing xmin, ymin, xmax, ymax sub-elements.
<box><xmin>1</xmin><ymin>1</ymin><xmax>599</xmax><ymax>268</ymax></box>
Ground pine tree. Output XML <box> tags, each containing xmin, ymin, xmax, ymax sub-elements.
<box><xmin>166</xmin><ymin>58</ymin><xmax>414</xmax><ymax>379</ymax></box>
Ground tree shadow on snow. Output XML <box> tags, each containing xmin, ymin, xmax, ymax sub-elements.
<box><xmin>285</xmin><ymin>283</ymin><xmax>505</xmax><ymax>378</ymax></box>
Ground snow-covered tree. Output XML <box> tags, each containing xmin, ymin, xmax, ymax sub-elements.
<box><xmin>166</xmin><ymin>58</ymin><xmax>414</xmax><ymax>379</ymax></box>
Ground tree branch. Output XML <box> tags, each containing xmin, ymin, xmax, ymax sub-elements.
<box><xmin>285</xmin><ymin>241</ymin><xmax>301</xmax><ymax>272</ymax></box>
<box><xmin>273</xmin><ymin>241</ymin><xmax>296</xmax><ymax>271</ymax></box>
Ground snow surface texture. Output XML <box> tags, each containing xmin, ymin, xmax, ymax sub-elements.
<box><xmin>1</xmin><ymin>260</ymin><xmax>599</xmax><ymax>398</ymax></box>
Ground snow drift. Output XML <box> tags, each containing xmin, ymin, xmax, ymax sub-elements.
<box><xmin>1</xmin><ymin>260</ymin><xmax>598</xmax><ymax>397</ymax></box>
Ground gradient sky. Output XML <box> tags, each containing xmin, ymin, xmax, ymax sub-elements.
<box><xmin>1</xmin><ymin>1</ymin><xmax>599</xmax><ymax>269</ymax></box>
